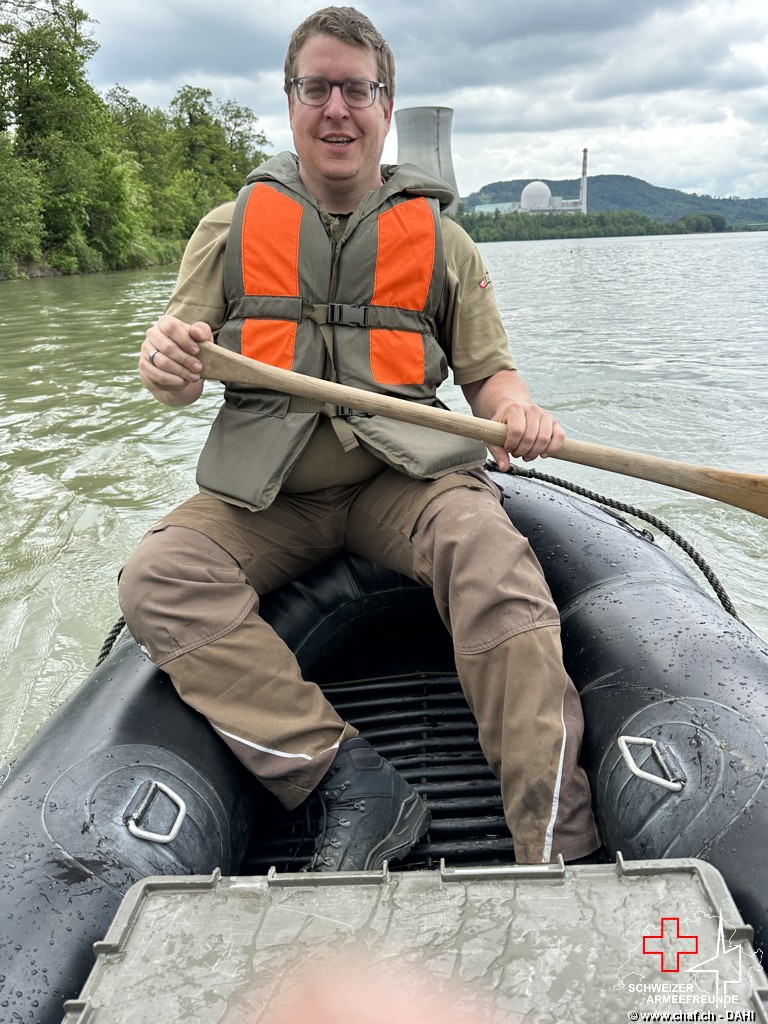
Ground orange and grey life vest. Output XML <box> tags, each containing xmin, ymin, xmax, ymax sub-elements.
<box><xmin>196</xmin><ymin>152</ymin><xmax>486</xmax><ymax>510</ymax></box>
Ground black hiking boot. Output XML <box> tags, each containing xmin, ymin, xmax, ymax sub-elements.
<box><xmin>304</xmin><ymin>737</ymin><xmax>431</xmax><ymax>872</ymax></box>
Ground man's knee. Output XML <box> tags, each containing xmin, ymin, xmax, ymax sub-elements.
<box><xmin>118</xmin><ymin>525</ymin><xmax>256</xmax><ymax>665</ymax></box>
<box><xmin>412</xmin><ymin>479</ymin><xmax>518</xmax><ymax>573</ymax></box>
<box><xmin>411</xmin><ymin>481</ymin><xmax>561</xmax><ymax>645</ymax></box>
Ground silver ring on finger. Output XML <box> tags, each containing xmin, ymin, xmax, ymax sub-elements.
<box><xmin>149</xmin><ymin>348</ymin><xmax>160</xmax><ymax>366</ymax></box>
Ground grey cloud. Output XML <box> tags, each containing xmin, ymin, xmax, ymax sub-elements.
<box><xmin>78</xmin><ymin>0</ymin><xmax>768</xmax><ymax>197</ymax></box>
<box><xmin>379</xmin><ymin>0</ymin><xmax>686</xmax><ymax>50</ymax></box>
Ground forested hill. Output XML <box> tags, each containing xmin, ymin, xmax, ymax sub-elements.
<box><xmin>464</xmin><ymin>175</ymin><xmax>768</xmax><ymax>228</ymax></box>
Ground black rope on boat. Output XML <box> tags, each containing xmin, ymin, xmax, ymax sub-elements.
<box><xmin>501</xmin><ymin>463</ymin><xmax>744</xmax><ymax>623</ymax></box>
<box><xmin>96</xmin><ymin>616</ymin><xmax>126</xmax><ymax>667</ymax></box>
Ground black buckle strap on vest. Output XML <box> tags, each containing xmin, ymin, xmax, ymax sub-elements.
<box><xmin>327</xmin><ymin>302</ymin><xmax>369</xmax><ymax>328</ymax></box>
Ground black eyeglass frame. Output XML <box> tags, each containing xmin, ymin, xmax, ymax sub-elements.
<box><xmin>290</xmin><ymin>77</ymin><xmax>388</xmax><ymax>108</ymax></box>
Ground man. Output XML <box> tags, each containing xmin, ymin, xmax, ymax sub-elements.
<box><xmin>119</xmin><ymin>6</ymin><xmax>600</xmax><ymax>869</ymax></box>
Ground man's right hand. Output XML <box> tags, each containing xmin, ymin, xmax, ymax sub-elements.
<box><xmin>139</xmin><ymin>315</ymin><xmax>209</xmax><ymax>407</ymax></box>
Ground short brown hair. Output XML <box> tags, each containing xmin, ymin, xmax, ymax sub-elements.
<box><xmin>284</xmin><ymin>6</ymin><xmax>395</xmax><ymax>105</ymax></box>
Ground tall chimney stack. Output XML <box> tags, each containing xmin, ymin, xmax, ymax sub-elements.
<box><xmin>580</xmin><ymin>148</ymin><xmax>589</xmax><ymax>214</ymax></box>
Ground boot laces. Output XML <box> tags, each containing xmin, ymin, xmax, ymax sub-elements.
<box><xmin>306</xmin><ymin>785</ymin><xmax>367</xmax><ymax>868</ymax></box>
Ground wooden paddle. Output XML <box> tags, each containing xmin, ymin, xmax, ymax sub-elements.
<box><xmin>198</xmin><ymin>341</ymin><xmax>768</xmax><ymax>519</ymax></box>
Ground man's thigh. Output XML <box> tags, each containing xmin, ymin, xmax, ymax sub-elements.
<box><xmin>344</xmin><ymin>468</ymin><xmax>500</xmax><ymax>581</ymax></box>
<box><xmin>154</xmin><ymin>487</ymin><xmax>358</xmax><ymax>595</ymax></box>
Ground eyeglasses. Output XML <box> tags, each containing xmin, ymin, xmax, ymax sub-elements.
<box><xmin>291</xmin><ymin>77</ymin><xmax>387</xmax><ymax>108</ymax></box>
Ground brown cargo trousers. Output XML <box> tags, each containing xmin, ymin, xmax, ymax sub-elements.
<box><xmin>118</xmin><ymin>467</ymin><xmax>600</xmax><ymax>864</ymax></box>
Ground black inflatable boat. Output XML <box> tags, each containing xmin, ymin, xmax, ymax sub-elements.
<box><xmin>1</xmin><ymin>470</ymin><xmax>766</xmax><ymax>1024</ymax></box>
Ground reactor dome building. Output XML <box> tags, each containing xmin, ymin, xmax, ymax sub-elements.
<box><xmin>520</xmin><ymin>180</ymin><xmax>553</xmax><ymax>210</ymax></box>
<box><xmin>475</xmin><ymin>149</ymin><xmax>589</xmax><ymax>215</ymax></box>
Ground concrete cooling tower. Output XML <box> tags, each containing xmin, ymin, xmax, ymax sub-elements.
<box><xmin>395</xmin><ymin>106</ymin><xmax>459</xmax><ymax>214</ymax></box>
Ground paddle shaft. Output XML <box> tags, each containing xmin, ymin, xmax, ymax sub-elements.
<box><xmin>198</xmin><ymin>342</ymin><xmax>768</xmax><ymax>518</ymax></box>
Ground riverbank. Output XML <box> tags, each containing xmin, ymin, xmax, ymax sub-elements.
<box><xmin>7</xmin><ymin>218</ymin><xmax>766</xmax><ymax>282</ymax></box>
<box><xmin>3</xmin><ymin>240</ymin><xmax>187</xmax><ymax>283</ymax></box>
<box><xmin>453</xmin><ymin>208</ymin><xmax>768</xmax><ymax>244</ymax></box>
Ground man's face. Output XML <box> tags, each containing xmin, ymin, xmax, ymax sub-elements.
<box><xmin>288</xmin><ymin>33</ymin><xmax>393</xmax><ymax>211</ymax></box>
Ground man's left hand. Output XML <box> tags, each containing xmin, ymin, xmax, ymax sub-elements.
<box><xmin>461</xmin><ymin>369</ymin><xmax>565</xmax><ymax>470</ymax></box>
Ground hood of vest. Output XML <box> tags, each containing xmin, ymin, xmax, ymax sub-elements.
<box><xmin>244</xmin><ymin>151</ymin><xmax>456</xmax><ymax>212</ymax></box>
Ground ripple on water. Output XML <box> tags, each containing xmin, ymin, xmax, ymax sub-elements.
<box><xmin>1</xmin><ymin>240</ymin><xmax>766</xmax><ymax>764</ymax></box>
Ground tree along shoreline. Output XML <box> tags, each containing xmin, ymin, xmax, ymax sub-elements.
<box><xmin>8</xmin><ymin>239</ymin><xmax>188</xmax><ymax>282</ymax></box>
<box><xmin>451</xmin><ymin>208</ymin><xmax>763</xmax><ymax>244</ymax></box>
<box><xmin>8</xmin><ymin>239</ymin><xmax>187</xmax><ymax>279</ymax></box>
<box><xmin>1</xmin><ymin>2</ymin><xmax>267</xmax><ymax>282</ymax></box>
<box><xmin>7</xmin><ymin>208</ymin><xmax>759</xmax><ymax>283</ymax></box>
<box><xmin>4</xmin><ymin>210</ymin><xmax>765</xmax><ymax>284</ymax></box>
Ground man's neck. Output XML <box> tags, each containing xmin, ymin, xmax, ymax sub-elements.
<box><xmin>297</xmin><ymin>166</ymin><xmax>384</xmax><ymax>215</ymax></box>
<box><xmin>312</xmin><ymin>186</ymin><xmax>362</xmax><ymax>215</ymax></box>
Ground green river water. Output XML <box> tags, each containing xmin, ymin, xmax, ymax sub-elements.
<box><xmin>1</xmin><ymin>231</ymin><xmax>766</xmax><ymax>765</ymax></box>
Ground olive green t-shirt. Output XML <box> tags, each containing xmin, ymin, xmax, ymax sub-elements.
<box><xmin>166</xmin><ymin>195</ymin><xmax>516</xmax><ymax>492</ymax></box>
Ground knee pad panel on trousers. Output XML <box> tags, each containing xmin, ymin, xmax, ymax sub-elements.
<box><xmin>118</xmin><ymin>525</ymin><xmax>257</xmax><ymax>666</ymax></box>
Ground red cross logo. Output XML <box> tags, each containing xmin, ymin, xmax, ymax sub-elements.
<box><xmin>643</xmin><ymin>918</ymin><xmax>699</xmax><ymax>972</ymax></box>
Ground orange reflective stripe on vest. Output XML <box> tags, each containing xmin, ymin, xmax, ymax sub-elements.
<box><xmin>240</xmin><ymin>184</ymin><xmax>303</xmax><ymax>368</ymax></box>
<box><xmin>370</xmin><ymin>197</ymin><xmax>435</xmax><ymax>386</ymax></box>
<box><xmin>371</xmin><ymin>198</ymin><xmax>435</xmax><ymax>310</ymax></box>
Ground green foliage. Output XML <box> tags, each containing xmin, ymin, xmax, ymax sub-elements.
<box><xmin>669</xmin><ymin>213</ymin><xmax>728</xmax><ymax>234</ymax></box>
<box><xmin>167</xmin><ymin>86</ymin><xmax>268</xmax><ymax>234</ymax></box>
<box><xmin>105</xmin><ymin>86</ymin><xmax>190</xmax><ymax>239</ymax></box>
<box><xmin>0</xmin><ymin>2</ymin><xmax>269</xmax><ymax>277</ymax></box>
<box><xmin>86</xmin><ymin>147</ymin><xmax>153</xmax><ymax>269</ymax></box>
<box><xmin>0</xmin><ymin>3</ymin><xmax>148</xmax><ymax>273</ymax></box>
<box><xmin>0</xmin><ymin>133</ymin><xmax>43</xmax><ymax>277</ymax></box>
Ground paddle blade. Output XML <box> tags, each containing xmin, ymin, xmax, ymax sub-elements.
<box><xmin>558</xmin><ymin>439</ymin><xmax>768</xmax><ymax>518</ymax></box>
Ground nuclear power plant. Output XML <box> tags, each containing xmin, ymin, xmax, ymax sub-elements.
<box><xmin>464</xmin><ymin>149</ymin><xmax>589</xmax><ymax>215</ymax></box>
<box><xmin>500</xmin><ymin>147</ymin><xmax>589</xmax><ymax>215</ymax></box>
<box><xmin>395</xmin><ymin>105</ymin><xmax>588</xmax><ymax>216</ymax></box>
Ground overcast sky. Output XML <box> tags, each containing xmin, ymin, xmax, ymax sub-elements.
<box><xmin>80</xmin><ymin>0</ymin><xmax>768</xmax><ymax>199</ymax></box>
